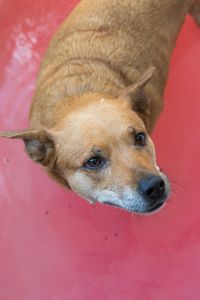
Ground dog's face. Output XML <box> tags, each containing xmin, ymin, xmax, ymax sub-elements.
<box><xmin>53</xmin><ymin>96</ymin><xmax>169</xmax><ymax>214</ymax></box>
<box><xmin>0</xmin><ymin>68</ymin><xmax>170</xmax><ymax>214</ymax></box>
<box><xmin>0</xmin><ymin>94</ymin><xmax>170</xmax><ymax>214</ymax></box>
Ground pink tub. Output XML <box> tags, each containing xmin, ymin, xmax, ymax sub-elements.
<box><xmin>0</xmin><ymin>1</ymin><xmax>200</xmax><ymax>299</ymax></box>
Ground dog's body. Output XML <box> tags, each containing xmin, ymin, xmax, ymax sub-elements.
<box><xmin>31</xmin><ymin>0</ymin><xmax>199</xmax><ymax>131</ymax></box>
<box><xmin>1</xmin><ymin>0</ymin><xmax>200</xmax><ymax>214</ymax></box>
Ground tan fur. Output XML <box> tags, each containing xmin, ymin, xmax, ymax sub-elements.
<box><xmin>0</xmin><ymin>0</ymin><xmax>199</xmax><ymax>213</ymax></box>
<box><xmin>30</xmin><ymin>0</ymin><xmax>199</xmax><ymax>130</ymax></box>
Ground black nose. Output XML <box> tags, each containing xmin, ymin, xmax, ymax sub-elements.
<box><xmin>138</xmin><ymin>175</ymin><xmax>165</xmax><ymax>203</ymax></box>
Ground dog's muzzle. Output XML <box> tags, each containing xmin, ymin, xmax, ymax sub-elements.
<box><xmin>96</xmin><ymin>174</ymin><xmax>169</xmax><ymax>214</ymax></box>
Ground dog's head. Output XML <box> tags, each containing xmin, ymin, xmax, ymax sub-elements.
<box><xmin>0</xmin><ymin>68</ymin><xmax>170</xmax><ymax>214</ymax></box>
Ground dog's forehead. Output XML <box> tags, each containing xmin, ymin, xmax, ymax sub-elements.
<box><xmin>65</xmin><ymin>100</ymin><xmax>145</xmax><ymax>134</ymax></box>
<box><xmin>54</xmin><ymin>100</ymin><xmax>147</xmax><ymax>163</ymax></box>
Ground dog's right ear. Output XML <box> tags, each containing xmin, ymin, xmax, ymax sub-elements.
<box><xmin>117</xmin><ymin>67</ymin><xmax>155</xmax><ymax>127</ymax></box>
<box><xmin>118</xmin><ymin>67</ymin><xmax>155</xmax><ymax>101</ymax></box>
<box><xmin>0</xmin><ymin>129</ymin><xmax>55</xmax><ymax>166</ymax></box>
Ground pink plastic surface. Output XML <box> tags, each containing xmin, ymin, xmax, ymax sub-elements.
<box><xmin>0</xmin><ymin>1</ymin><xmax>200</xmax><ymax>299</ymax></box>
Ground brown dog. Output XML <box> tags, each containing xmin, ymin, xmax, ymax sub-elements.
<box><xmin>1</xmin><ymin>0</ymin><xmax>200</xmax><ymax>214</ymax></box>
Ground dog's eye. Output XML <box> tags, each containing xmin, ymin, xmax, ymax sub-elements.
<box><xmin>135</xmin><ymin>132</ymin><xmax>147</xmax><ymax>146</ymax></box>
<box><xmin>83</xmin><ymin>156</ymin><xmax>106</xmax><ymax>170</ymax></box>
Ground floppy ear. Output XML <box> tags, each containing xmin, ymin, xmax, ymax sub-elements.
<box><xmin>0</xmin><ymin>129</ymin><xmax>55</xmax><ymax>166</ymax></box>
<box><xmin>118</xmin><ymin>67</ymin><xmax>155</xmax><ymax>124</ymax></box>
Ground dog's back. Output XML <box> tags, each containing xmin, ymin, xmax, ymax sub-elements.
<box><xmin>31</xmin><ymin>0</ymin><xmax>198</xmax><ymax>130</ymax></box>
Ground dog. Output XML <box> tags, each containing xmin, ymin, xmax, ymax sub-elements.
<box><xmin>0</xmin><ymin>0</ymin><xmax>199</xmax><ymax>214</ymax></box>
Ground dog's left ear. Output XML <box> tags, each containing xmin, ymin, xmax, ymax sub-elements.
<box><xmin>0</xmin><ymin>128</ymin><xmax>55</xmax><ymax>166</ymax></box>
<box><xmin>118</xmin><ymin>67</ymin><xmax>155</xmax><ymax>125</ymax></box>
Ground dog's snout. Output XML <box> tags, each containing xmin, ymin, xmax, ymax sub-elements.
<box><xmin>138</xmin><ymin>175</ymin><xmax>165</xmax><ymax>203</ymax></box>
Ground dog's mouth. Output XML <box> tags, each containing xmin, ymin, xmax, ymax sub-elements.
<box><xmin>103</xmin><ymin>199</ymin><xmax>166</xmax><ymax>214</ymax></box>
<box><xmin>104</xmin><ymin>201</ymin><xmax>121</xmax><ymax>208</ymax></box>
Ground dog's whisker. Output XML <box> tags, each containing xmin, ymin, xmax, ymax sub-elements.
<box><xmin>162</xmin><ymin>168</ymin><xmax>185</xmax><ymax>176</ymax></box>
<box><xmin>170</xmin><ymin>180</ymin><xmax>184</xmax><ymax>187</ymax></box>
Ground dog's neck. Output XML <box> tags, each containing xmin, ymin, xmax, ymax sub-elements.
<box><xmin>31</xmin><ymin>61</ymin><xmax>156</xmax><ymax>131</ymax></box>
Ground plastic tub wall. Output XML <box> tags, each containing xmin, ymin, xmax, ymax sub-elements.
<box><xmin>0</xmin><ymin>1</ymin><xmax>200</xmax><ymax>299</ymax></box>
